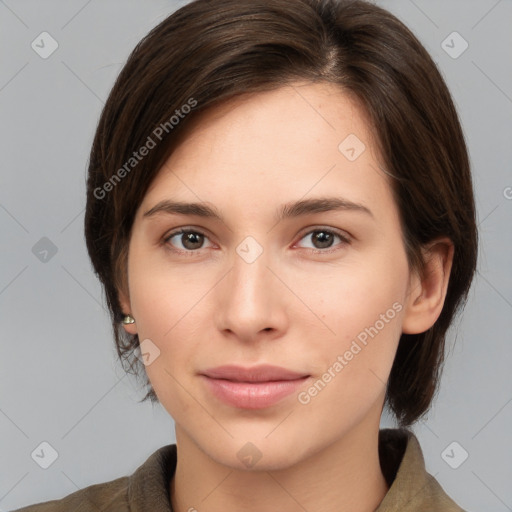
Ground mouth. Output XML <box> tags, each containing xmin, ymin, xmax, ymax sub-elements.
<box><xmin>199</xmin><ymin>365</ymin><xmax>310</xmax><ymax>409</ymax></box>
<box><xmin>201</xmin><ymin>364</ymin><xmax>310</xmax><ymax>383</ymax></box>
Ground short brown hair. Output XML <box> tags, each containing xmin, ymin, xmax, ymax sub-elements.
<box><xmin>84</xmin><ymin>0</ymin><xmax>478</xmax><ymax>426</ymax></box>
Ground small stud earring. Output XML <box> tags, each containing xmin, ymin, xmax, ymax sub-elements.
<box><xmin>123</xmin><ymin>314</ymin><xmax>135</xmax><ymax>324</ymax></box>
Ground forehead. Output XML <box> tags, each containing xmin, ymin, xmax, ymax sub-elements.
<box><xmin>163</xmin><ymin>82</ymin><xmax>376</xmax><ymax>163</ymax></box>
<box><xmin>141</xmin><ymin>82</ymin><xmax>392</xmax><ymax>220</ymax></box>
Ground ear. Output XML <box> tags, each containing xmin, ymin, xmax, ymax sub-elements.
<box><xmin>119</xmin><ymin>288</ymin><xmax>138</xmax><ymax>336</ymax></box>
<box><xmin>401</xmin><ymin>237</ymin><xmax>454</xmax><ymax>335</ymax></box>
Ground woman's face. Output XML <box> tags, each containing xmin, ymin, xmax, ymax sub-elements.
<box><xmin>121</xmin><ymin>82</ymin><xmax>425</xmax><ymax>469</ymax></box>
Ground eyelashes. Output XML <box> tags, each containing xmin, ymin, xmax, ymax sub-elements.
<box><xmin>162</xmin><ymin>226</ymin><xmax>351</xmax><ymax>256</ymax></box>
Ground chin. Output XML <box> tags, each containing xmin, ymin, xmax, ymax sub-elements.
<box><xmin>199</xmin><ymin>430</ymin><xmax>307</xmax><ymax>472</ymax></box>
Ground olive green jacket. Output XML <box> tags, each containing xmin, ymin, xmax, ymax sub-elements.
<box><xmin>12</xmin><ymin>429</ymin><xmax>466</xmax><ymax>511</ymax></box>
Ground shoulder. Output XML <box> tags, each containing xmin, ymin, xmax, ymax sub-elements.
<box><xmin>10</xmin><ymin>475</ymin><xmax>129</xmax><ymax>511</ymax></box>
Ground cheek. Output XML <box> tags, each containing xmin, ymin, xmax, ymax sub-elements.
<box><xmin>307</xmin><ymin>247</ymin><xmax>408</xmax><ymax>386</ymax></box>
<box><xmin>126</xmin><ymin>247</ymin><xmax>207</xmax><ymax>374</ymax></box>
<box><xmin>310</xmin><ymin>251</ymin><xmax>407</xmax><ymax>338</ymax></box>
<box><xmin>127</xmin><ymin>243</ymin><xmax>198</xmax><ymax>336</ymax></box>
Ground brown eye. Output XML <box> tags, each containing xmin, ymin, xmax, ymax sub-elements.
<box><xmin>296</xmin><ymin>228</ymin><xmax>350</xmax><ymax>252</ymax></box>
<box><xmin>164</xmin><ymin>229</ymin><xmax>212</xmax><ymax>252</ymax></box>
<box><xmin>181</xmin><ymin>232</ymin><xmax>204</xmax><ymax>250</ymax></box>
<box><xmin>311</xmin><ymin>230</ymin><xmax>335</xmax><ymax>249</ymax></box>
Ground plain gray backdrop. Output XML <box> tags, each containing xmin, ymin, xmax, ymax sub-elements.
<box><xmin>1</xmin><ymin>0</ymin><xmax>511</xmax><ymax>510</ymax></box>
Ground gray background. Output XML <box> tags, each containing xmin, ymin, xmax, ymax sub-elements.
<box><xmin>1</xmin><ymin>0</ymin><xmax>511</xmax><ymax>510</ymax></box>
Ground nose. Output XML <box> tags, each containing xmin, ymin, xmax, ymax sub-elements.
<box><xmin>214</xmin><ymin>243</ymin><xmax>289</xmax><ymax>343</ymax></box>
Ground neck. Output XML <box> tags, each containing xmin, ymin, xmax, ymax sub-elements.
<box><xmin>170</xmin><ymin>414</ymin><xmax>389</xmax><ymax>512</ymax></box>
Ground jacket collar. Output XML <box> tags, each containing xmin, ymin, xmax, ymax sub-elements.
<box><xmin>375</xmin><ymin>428</ymin><xmax>464</xmax><ymax>511</ymax></box>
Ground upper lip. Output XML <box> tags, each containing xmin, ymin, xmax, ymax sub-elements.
<box><xmin>201</xmin><ymin>364</ymin><xmax>309</xmax><ymax>382</ymax></box>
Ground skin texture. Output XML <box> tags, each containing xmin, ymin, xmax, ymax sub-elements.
<box><xmin>119</xmin><ymin>82</ymin><xmax>453</xmax><ymax>512</ymax></box>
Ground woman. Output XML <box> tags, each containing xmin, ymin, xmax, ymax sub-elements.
<box><xmin>14</xmin><ymin>0</ymin><xmax>477</xmax><ymax>510</ymax></box>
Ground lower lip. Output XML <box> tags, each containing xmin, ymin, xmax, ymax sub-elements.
<box><xmin>201</xmin><ymin>375</ymin><xmax>309</xmax><ymax>409</ymax></box>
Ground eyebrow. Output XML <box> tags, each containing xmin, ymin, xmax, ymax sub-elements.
<box><xmin>143</xmin><ymin>196</ymin><xmax>374</xmax><ymax>222</ymax></box>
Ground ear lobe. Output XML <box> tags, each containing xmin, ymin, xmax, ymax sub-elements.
<box><xmin>401</xmin><ymin>238</ymin><xmax>454</xmax><ymax>335</ymax></box>
<box><xmin>119</xmin><ymin>289</ymin><xmax>138</xmax><ymax>335</ymax></box>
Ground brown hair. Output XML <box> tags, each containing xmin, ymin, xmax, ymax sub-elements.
<box><xmin>84</xmin><ymin>0</ymin><xmax>478</xmax><ymax>426</ymax></box>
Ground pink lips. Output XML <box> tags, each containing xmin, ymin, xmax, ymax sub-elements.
<box><xmin>200</xmin><ymin>364</ymin><xmax>310</xmax><ymax>409</ymax></box>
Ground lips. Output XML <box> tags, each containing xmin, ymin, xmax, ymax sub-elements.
<box><xmin>200</xmin><ymin>364</ymin><xmax>309</xmax><ymax>383</ymax></box>
<box><xmin>200</xmin><ymin>364</ymin><xmax>311</xmax><ymax>409</ymax></box>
